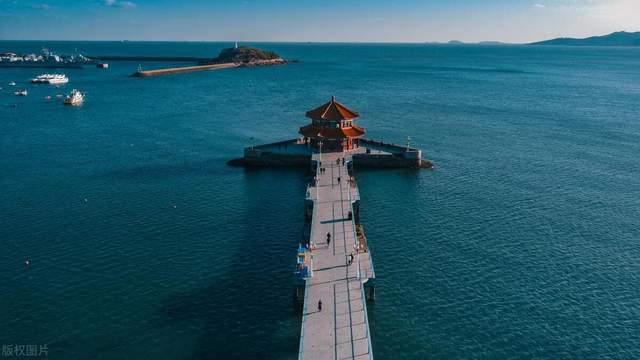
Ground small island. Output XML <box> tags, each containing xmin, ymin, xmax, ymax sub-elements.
<box><xmin>132</xmin><ymin>45</ymin><xmax>291</xmax><ymax>77</ymax></box>
<box><xmin>205</xmin><ymin>45</ymin><xmax>290</xmax><ymax>66</ymax></box>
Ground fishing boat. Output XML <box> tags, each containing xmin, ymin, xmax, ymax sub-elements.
<box><xmin>97</xmin><ymin>63</ymin><xmax>109</xmax><ymax>69</ymax></box>
<box><xmin>64</xmin><ymin>89</ymin><xmax>84</xmax><ymax>105</ymax></box>
<box><xmin>31</xmin><ymin>74</ymin><xmax>69</xmax><ymax>84</ymax></box>
<box><xmin>14</xmin><ymin>89</ymin><xmax>28</xmax><ymax>96</ymax></box>
<box><xmin>9</xmin><ymin>81</ymin><xmax>16</xmax><ymax>86</ymax></box>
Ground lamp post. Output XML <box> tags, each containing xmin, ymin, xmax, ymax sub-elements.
<box><xmin>315</xmin><ymin>137</ymin><xmax>323</xmax><ymax>200</ymax></box>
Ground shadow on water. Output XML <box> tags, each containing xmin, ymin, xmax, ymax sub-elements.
<box><xmin>158</xmin><ymin>168</ymin><xmax>308</xmax><ymax>360</ymax></box>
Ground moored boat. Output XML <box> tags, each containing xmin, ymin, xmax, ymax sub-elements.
<box><xmin>14</xmin><ymin>89</ymin><xmax>28</xmax><ymax>96</ymax></box>
<box><xmin>0</xmin><ymin>49</ymin><xmax>93</xmax><ymax>68</ymax></box>
<box><xmin>31</xmin><ymin>74</ymin><xmax>69</xmax><ymax>84</ymax></box>
<box><xmin>64</xmin><ymin>89</ymin><xmax>84</xmax><ymax>105</ymax></box>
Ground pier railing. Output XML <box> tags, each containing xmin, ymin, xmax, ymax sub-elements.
<box><xmin>348</xmin><ymin>180</ymin><xmax>374</xmax><ymax>360</ymax></box>
<box><xmin>298</xmin><ymin>167</ymin><xmax>319</xmax><ymax>360</ymax></box>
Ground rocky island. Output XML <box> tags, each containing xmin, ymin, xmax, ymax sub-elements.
<box><xmin>205</xmin><ymin>45</ymin><xmax>291</xmax><ymax>66</ymax></box>
<box><xmin>132</xmin><ymin>45</ymin><xmax>290</xmax><ymax>77</ymax></box>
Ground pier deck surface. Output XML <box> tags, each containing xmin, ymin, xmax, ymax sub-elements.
<box><xmin>300</xmin><ymin>151</ymin><xmax>374</xmax><ymax>360</ymax></box>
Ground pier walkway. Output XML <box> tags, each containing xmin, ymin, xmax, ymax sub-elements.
<box><xmin>299</xmin><ymin>151</ymin><xmax>374</xmax><ymax>360</ymax></box>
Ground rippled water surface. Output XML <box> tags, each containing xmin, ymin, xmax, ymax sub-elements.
<box><xmin>1</xmin><ymin>42</ymin><xmax>640</xmax><ymax>359</ymax></box>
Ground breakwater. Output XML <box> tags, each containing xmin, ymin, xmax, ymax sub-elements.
<box><xmin>131</xmin><ymin>59</ymin><xmax>290</xmax><ymax>77</ymax></box>
<box><xmin>88</xmin><ymin>55</ymin><xmax>209</xmax><ymax>62</ymax></box>
<box><xmin>131</xmin><ymin>63</ymin><xmax>239</xmax><ymax>77</ymax></box>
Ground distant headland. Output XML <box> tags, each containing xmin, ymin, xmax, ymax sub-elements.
<box><xmin>530</xmin><ymin>31</ymin><xmax>640</xmax><ymax>46</ymax></box>
<box><xmin>423</xmin><ymin>31</ymin><xmax>640</xmax><ymax>47</ymax></box>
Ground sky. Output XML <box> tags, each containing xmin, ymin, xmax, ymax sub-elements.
<box><xmin>0</xmin><ymin>0</ymin><xmax>639</xmax><ymax>43</ymax></box>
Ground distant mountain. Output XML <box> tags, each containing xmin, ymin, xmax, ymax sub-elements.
<box><xmin>477</xmin><ymin>41</ymin><xmax>508</xmax><ymax>45</ymax></box>
<box><xmin>531</xmin><ymin>31</ymin><xmax>640</xmax><ymax>46</ymax></box>
<box><xmin>424</xmin><ymin>40</ymin><xmax>508</xmax><ymax>45</ymax></box>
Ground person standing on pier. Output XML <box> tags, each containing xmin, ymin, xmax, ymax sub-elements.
<box><xmin>327</xmin><ymin>232</ymin><xmax>331</xmax><ymax>246</ymax></box>
<box><xmin>318</xmin><ymin>300</ymin><xmax>322</xmax><ymax>312</ymax></box>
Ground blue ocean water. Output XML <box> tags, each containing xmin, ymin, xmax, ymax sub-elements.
<box><xmin>1</xmin><ymin>41</ymin><xmax>640</xmax><ymax>359</ymax></box>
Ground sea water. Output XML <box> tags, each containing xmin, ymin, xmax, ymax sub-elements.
<box><xmin>1</xmin><ymin>41</ymin><xmax>640</xmax><ymax>359</ymax></box>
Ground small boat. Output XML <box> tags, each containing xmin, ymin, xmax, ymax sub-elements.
<box><xmin>9</xmin><ymin>81</ymin><xmax>16</xmax><ymax>86</ymax></box>
<box><xmin>44</xmin><ymin>95</ymin><xmax>52</xmax><ymax>100</ymax></box>
<box><xmin>64</xmin><ymin>89</ymin><xmax>84</xmax><ymax>105</ymax></box>
<box><xmin>31</xmin><ymin>73</ymin><xmax>69</xmax><ymax>84</ymax></box>
<box><xmin>14</xmin><ymin>89</ymin><xmax>28</xmax><ymax>96</ymax></box>
<box><xmin>97</xmin><ymin>63</ymin><xmax>109</xmax><ymax>69</ymax></box>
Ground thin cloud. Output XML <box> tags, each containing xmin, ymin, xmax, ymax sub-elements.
<box><xmin>533</xmin><ymin>4</ymin><xmax>546</xmax><ymax>8</ymax></box>
<box><xmin>32</xmin><ymin>4</ymin><xmax>52</xmax><ymax>10</ymax></box>
<box><xmin>104</xmin><ymin>0</ymin><xmax>137</xmax><ymax>9</ymax></box>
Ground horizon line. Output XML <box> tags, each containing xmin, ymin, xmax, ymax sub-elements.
<box><xmin>0</xmin><ymin>38</ymin><xmax>527</xmax><ymax>45</ymax></box>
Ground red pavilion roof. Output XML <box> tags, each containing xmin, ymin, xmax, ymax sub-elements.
<box><xmin>305</xmin><ymin>96</ymin><xmax>360</xmax><ymax>121</ymax></box>
<box><xmin>299</xmin><ymin>124</ymin><xmax>365</xmax><ymax>139</ymax></box>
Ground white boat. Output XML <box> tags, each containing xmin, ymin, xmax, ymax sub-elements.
<box><xmin>14</xmin><ymin>89</ymin><xmax>28</xmax><ymax>96</ymax></box>
<box><xmin>31</xmin><ymin>73</ymin><xmax>69</xmax><ymax>84</ymax></box>
<box><xmin>64</xmin><ymin>89</ymin><xmax>84</xmax><ymax>105</ymax></box>
<box><xmin>9</xmin><ymin>81</ymin><xmax>16</xmax><ymax>86</ymax></box>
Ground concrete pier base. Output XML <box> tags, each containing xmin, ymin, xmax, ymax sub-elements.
<box><xmin>365</xmin><ymin>285</ymin><xmax>376</xmax><ymax>301</ymax></box>
<box><xmin>295</xmin><ymin>286</ymin><xmax>305</xmax><ymax>303</ymax></box>
<box><xmin>227</xmin><ymin>138</ymin><xmax>433</xmax><ymax>170</ymax></box>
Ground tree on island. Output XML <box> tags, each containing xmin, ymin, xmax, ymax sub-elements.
<box><xmin>212</xmin><ymin>46</ymin><xmax>282</xmax><ymax>64</ymax></box>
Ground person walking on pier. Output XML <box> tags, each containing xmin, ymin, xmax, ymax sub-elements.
<box><xmin>337</xmin><ymin>176</ymin><xmax>341</xmax><ymax>184</ymax></box>
<box><xmin>342</xmin><ymin>158</ymin><xmax>345</xmax><ymax>166</ymax></box>
<box><xmin>326</xmin><ymin>232</ymin><xmax>331</xmax><ymax>246</ymax></box>
<box><xmin>348</xmin><ymin>253</ymin><xmax>354</xmax><ymax>265</ymax></box>
<box><xmin>318</xmin><ymin>300</ymin><xmax>322</xmax><ymax>312</ymax></box>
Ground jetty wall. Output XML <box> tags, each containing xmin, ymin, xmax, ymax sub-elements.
<box><xmin>131</xmin><ymin>63</ymin><xmax>239</xmax><ymax>77</ymax></box>
<box><xmin>227</xmin><ymin>138</ymin><xmax>432</xmax><ymax>169</ymax></box>
<box><xmin>352</xmin><ymin>153</ymin><xmax>424</xmax><ymax>169</ymax></box>
<box><xmin>227</xmin><ymin>147</ymin><xmax>311</xmax><ymax>167</ymax></box>
<box><xmin>88</xmin><ymin>55</ymin><xmax>208</xmax><ymax>62</ymax></box>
